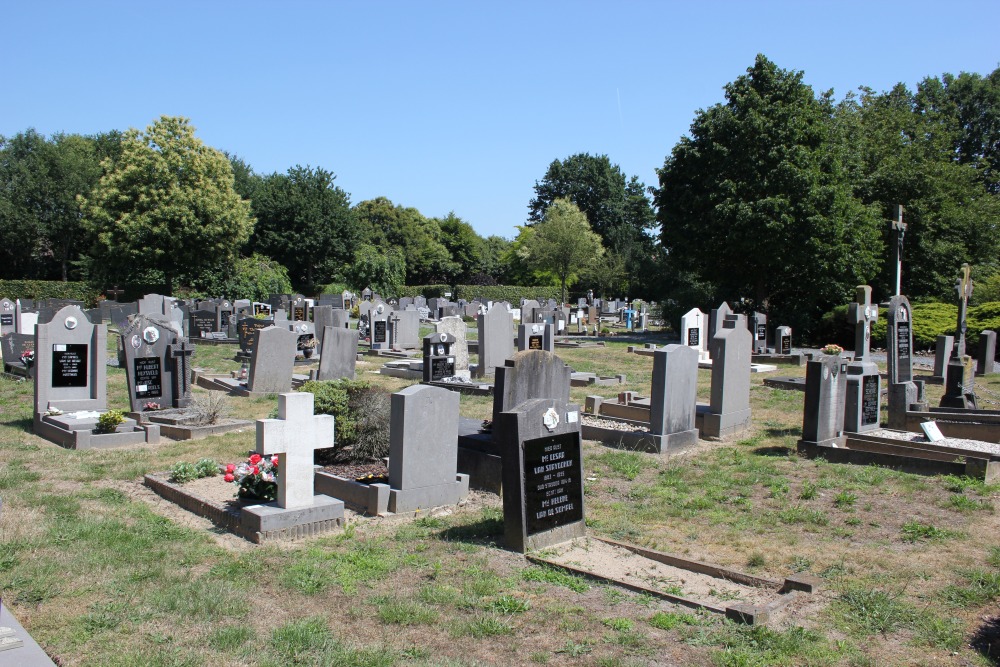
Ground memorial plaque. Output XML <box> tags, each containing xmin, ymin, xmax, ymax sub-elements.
<box><xmin>190</xmin><ymin>312</ymin><xmax>215</xmax><ymax>335</ymax></box>
<box><xmin>687</xmin><ymin>328</ymin><xmax>699</xmax><ymax>347</ymax></box>
<box><xmin>430</xmin><ymin>357</ymin><xmax>454</xmax><ymax>381</ymax></box>
<box><xmin>756</xmin><ymin>324</ymin><xmax>766</xmax><ymax>341</ymax></box>
<box><xmin>133</xmin><ymin>357</ymin><xmax>162</xmax><ymax>398</ymax></box>
<box><xmin>293</xmin><ymin>306</ymin><xmax>306</xmax><ymax>321</ymax></box>
<box><xmin>862</xmin><ymin>374</ymin><xmax>879</xmax><ymax>426</ymax></box>
<box><xmin>528</xmin><ymin>335</ymin><xmax>543</xmax><ymax>350</ymax></box>
<box><xmin>238</xmin><ymin>319</ymin><xmax>270</xmax><ymax>352</ymax></box>
<box><xmin>780</xmin><ymin>336</ymin><xmax>791</xmax><ymax>355</ymax></box>
<box><xmin>52</xmin><ymin>343</ymin><xmax>88</xmax><ymax>387</ymax></box>
<box><xmin>896</xmin><ymin>322</ymin><xmax>912</xmax><ymax>382</ymax></box>
<box><xmin>373</xmin><ymin>320</ymin><xmax>387</xmax><ymax>344</ymax></box>
<box><xmin>0</xmin><ymin>314</ymin><xmax>13</xmax><ymax>326</ymax></box>
<box><xmin>523</xmin><ymin>432</ymin><xmax>584</xmax><ymax>535</ymax></box>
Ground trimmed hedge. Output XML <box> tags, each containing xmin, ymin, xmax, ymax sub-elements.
<box><xmin>454</xmin><ymin>285</ymin><xmax>562</xmax><ymax>304</ymax></box>
<box><xmin>0</xmin><ymin>280</ymin><xmax>101</xmax><ymax>307</ymax></box>
<box><xmin>396</xmin><ymin>284</ymin><xmax>450</xmax><ymax>299</ymax></box>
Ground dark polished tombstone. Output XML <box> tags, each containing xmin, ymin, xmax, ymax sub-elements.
<box><xmin>423</xmin><ymin>332</ymin><xmax>457</xmax><ymax>382</ymax></box>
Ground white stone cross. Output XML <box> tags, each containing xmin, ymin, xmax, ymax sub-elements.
<box><xmin>848</xmin><ymin>285</ymin><xmax>878</xmax><ymax>361</ymax></box>
<box><xmin>256</xmin><ymin>392</ymin><xmax>334</xmax><ymax>509</ymax></box>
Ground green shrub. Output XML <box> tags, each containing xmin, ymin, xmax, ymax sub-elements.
<box><xmin>94</xmin><ymin>410</ymin><xmax>125</xmax><ymax>434</ymax></box>
<box><xmin>454</xmin><ymin>285</ymin><xmax>562</xmax><ymax>304</ymax></box>
<box><xmin>169</xmin><ymin>462</ymin><xmax>199</xmax><ymax>484</ymax></box>
<box><xmin>194</xmin><ymin>458</ymin><xmax>219</xmax><ymax>478</ymax></box>
<box><xmin>187</xmin><ymin>253</ymin><xmax>293</xmax><ymax>302</ymax></box>
<box><xmin>300</xmin><ymin>379</ymin><xmax>390</xmax><ymax>461</ymax></box>
<box><xmin>0</xmin><ymin>280</ymin><xmax>100</xmax><ymax>306</ymax></box>
<box><xmin>820</xmin><ymin>300</ymin><xmax>1000</xmax><ymax>351</ymax></box>
<box><xmin>395</xmin><ymin>284</ymin><xmax>451</xmax><ymax>299</ymax></box>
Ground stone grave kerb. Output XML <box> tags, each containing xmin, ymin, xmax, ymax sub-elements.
<box><xmin>34</xmin><ymin>305</ymin><xmax>107</xmax><ymax>416</ymax></box>
<box><xmin>847</xmin><ymin>285</ymin><xmax>877</xmax><ymax>362</ymax></box>
<box><xmin>256</xmin><ymin>392</ymin><xmax>334</xmax><ymax>509</ymax></box>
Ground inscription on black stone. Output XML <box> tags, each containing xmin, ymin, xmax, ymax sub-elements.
<box><xmin>896</xmin><ymin>323</ymin><xmax>912</xmax><ymax>383</ymax></box>
<box><xmin>756</xmin><ymin>324</ymin><xmax>766</xmax><ymax>340</ymax></box>
<box><xmin>238</xmin><ymin>319</ymin><xmax>270</xmax><ymax>351</ymax></box>
<box><xmin>373</xmin><ymin>320</ymin><xmax>387</xmax><ymax>343</ymax></box>
<box><xmin>687</xmin><ymin>328</ymin><xmax>699</xmax><ymax>347</ymax></box>
<box><xmin>528</xmin><ymin>335</ymin><xmax>543</xmax><ymax>350</ymax></box>
<box><xmin>293</xmin><ymin>306</ymin><xmax>306</xmax><ymax>321</ymax></box>
<box><xmin>523</xmin><ymin>432</ymin><xmax>584</xmax><ymax>536</ymax></box>
<box><xmin>133</xmin><ymin>357</ymin><xmax>162</xmax><ymax>398</ymax></box>
<box><xmin>190</xmin><ymin>312</ymin><xmax>215</xmax><ymax>335</ymax></box>
<box><xmin>52</xmin><ymin>343</ymin><xmax>88</xmax><ymax>388</ymax></box>
<box><xmin>220</xmin><ymin>310</ymin><xmax>232</xmax><ymax>327</ymax></box>
<box><xmin>0</xmin><ymin>314</ymin><xmax>12</xmax><ymax>326</ymax></box>
<box><xmin>781</xmin><ymin>336</ymin><xmax>792</xmax><ymax>355</ymax></box>
<box><xmin>430</xmin><ymin>357</ymin><xmax>454</xmax><ymax>381</ymax></box>
<box><xmin>862</xmin><ymin>374</ymin><xmax>879</xmax><ymax>426</ymax></box>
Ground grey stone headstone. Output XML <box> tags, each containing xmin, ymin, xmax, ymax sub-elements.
<box><xmin>801</xmin><ymin>356</ymin><xmax>848</xmax><ymax>446</ymax></box>
<box><xmin>434</xmin><ymin>316</ymin><xmax>468</xmax><ymax>372</ymax></box>
<box><xmin>708</xmin><ymin>302</ymin><xmax>732</xmax><ymax>350</ymax></box>
<box><xmin>0</xmin><ymin>298</ymin><xmax>15</xmax><ymax>336</ymax></box>
<box><xmin>518</xmin><ymin>322</ymin><xmax>553</xmax><ymax>352</ymax></box>
<box><xmin>493</xmin><ymin>350</ymin><xmax>572</xmax><ymax>428</ymax></box>
<box><xmin>390</xmin><ymin>310</ymin><xmax>420</xmax><ymax>350</ymax></box>
<box><xmin>312</xmin><ymin>305</ymin><xmax>335</xmax><ymax>351</ymax></box>
<box><xmin>977</xmin><ymin>330</ymin><xmax>996</xmax><ymax>377</ymax></box>
<box><xmin>650</xmin><ymin>345</ymin><xmax>698</xmax><ymax>441</ymax></box>
<box><xmin>498</xmin><ymin>397</ymin><xmax>585</xmax><ymax>553</ymax></box>
<box><xmin>703</xmin><ymin>323</ymin><xmax>751</xmax><ymax>438</ymax></box>
<box><xmin>388</xmin><ymin>385</ymin><xmax>466</xmax><ymax>512</ymax></box>
<box><xmin>331</xmin><ymin>309</ymin><xmax>351</xmax><ymax>330</ymax></box>
<box><xmin>847</xmin><ymin>285</ymin><xmax>878</xmax><ymax>362</ymax></box>
<box><xmin>368</xmin><ymin>301</ymin><xmax>393</xmax><ymax>350</ymax></box>
<box><xmin>314</xmin><ymin>327</ymin><xmax>358</xmax><ymax>382</ymax></box>
<box><xmin>475</xmin><ymin>306</ymin><xmax>514</xmax><ymax>377</ymax></box>
<box><xmin>750</xmin><ymin>312</ymin><xmax>767</xmax><ymax>354</ymax></box>
<box><xmin>248</xmin><ymin>326</ymin><xmax>297</xmax><ymax>394</ymax></box>
<box><xmin>520</xmin><ymin>299</ymin><xmax>540</xmax><ymax>323</ymax></box>
<box><xmin>933</xmin><ymin>335</ymin><xmax>954</xmax><ymax>379</ymax></box>
<box><xmin>288</xmin><ymin>320</ymin><xmax>317</xmax><ymax>356</ymax></box>
<box><xmin>34</xmin><ymin>305</ymin><xmax>107</xmax><ymax>415</ymax></box>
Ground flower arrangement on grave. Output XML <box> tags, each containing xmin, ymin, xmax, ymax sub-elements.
<box><xmin>95</xmin><ymin>409</ymin><xmax>125</xmax><ymax>434</ymax></box>
<box><xmin>19</xmin><ymin>350</ymin><xmax>34</xmax><ymax>368</ymax></box>
<box><xmin>225</xmin><ymin>453</ymin><xmax>279</xmax><ymax>501</ymax></box>
<box><xmin>821</xmin><ymin>344</ymin><xmax>844</xmax><ymax>356</ymax></box>
<box><xmin>143</xmin><ymin>401</ymin><xmax>162</xmax><ymax>411</ymax></box>
<box><xmin>355</xmin><ymin>472</ymin><xmax>388</xmax><ymax>485</ymax></box>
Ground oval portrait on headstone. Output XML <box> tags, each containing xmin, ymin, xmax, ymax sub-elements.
<box><xmin>131</xmin><ymin>334</ymin><xmax>141</xmax><ymax>349</ymax></box>
<box><xmin>143</xmin><ymin>326</ymin><xmax>159</xmax><ymax>344</ymax></box>
<box><xmin>543</xmin><ymin>407</ymin><xmax>560</xmax><ymax>432</ymax></box>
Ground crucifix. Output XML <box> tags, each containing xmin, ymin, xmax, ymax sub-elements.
<box><xmin>256</xmin><ymin>392</ymin><xmax>335</xmax><ymax>509</ymax></box>
<box><xmin>106</xmin><ymin>285</ymin><xmax>125</xmax><ymax>302</ymax></box>
<box><xmin>889</xmin><ymin>205</ymin><xmax>906</xmax><ymax>296</ymax></box>
<box><xmin>955</xmin><ymin>263</ymin><xmax>974</xmax><ymax>357</ymax></box>
<box><xmin>847</xmin><ymin>285</ymin><xmax>878</xmax><ymax>362</ymax></box>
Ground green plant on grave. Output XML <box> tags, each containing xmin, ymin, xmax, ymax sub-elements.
<box><xmin>94</xmin><ymin>409</ymin><xmax>125</xmax><ymax>434</ymax></box>
<box><xmin>299</xmin><ymin>379</ymin><xmax>391</xmax><ymax>462</ymax></box>
<box><xmin>169</xmin><ymin>458</ymin><xmax>219</xmax><ymax>484</ymax></box>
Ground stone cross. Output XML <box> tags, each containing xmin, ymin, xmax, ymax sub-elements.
<box><xmin>256</xmin><ymin>392</ymin><xmax>335</xmax><ymax>509</ymax></box>
<box><xmin>847</xmin><ymin>285</ymin><xmax>878</xmax><ymax>362</ymax></box>
<box><xmin>106</xmin><ymin>285</ymin><xmax>125</xmax><ymax>302</ymax></box>
<box><xmin>889</xmin><ymin>205</ymin><xmax>906</xmax><ymax>296</ymax></box>
<box><xmin>168</xmin><ymin>341</ymin><xmax>194</xmax><ymax>408</ymax></box>
<box><xmin>955</xmin><ymin>263</ymin><xmax>973</xmax><ymax>357</ymax></box>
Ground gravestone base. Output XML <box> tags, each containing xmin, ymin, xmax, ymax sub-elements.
<box><xmin>751</xmin><ymin>353</ymin><xmax>807</xmax><ymax>367</ymax></box>
<box><xmin>389</xmin><ymin>474</ymin><xmax>470</xmax><ymax>513</ymax></box>
<box><xmin>887</xmin><ymin>382</ymin><xmax>927</xmax><ymax>430</ymax></box>
<box><xmin>941</xmin><ymin>356</ymin><xmax>978</xmax><ymax>410</ymax></box>
<box><xmin>570</xmin><ymin>372</ymin><xmax>626</xmax><ymax>387</ymax></box>
<box><xmin>697</xmin><ymin>405</ymin><xmax>752</xmax><ymax>440</ymax></box>
<box><xmin>315</xmin><ymin>472</ymin><xmax>390</xmax><ymax>515</ymax></box>
<box><xmin>581</xmin><ymin>419</ymin><xmax>699</xmax><ymax>454</ymax></box>
<box><xmin>241</xmin><ymin>495</ymin><xmax>344</xmax><ymax>539</ymax></box>
<box><xmin>457</xmin><ymin>431</ymin><xmax>503</xmax><ymax>494</ymax></box>
<box><xmin>129</xmin><ymin>408</ymin><xmax>254</xmax><ymax>441</ymax></box>
<box><xmin>35</xmin><ymin>413</ymin><xmax>159</xmax><ymax>450</ymax></box>
<box><xmin>199</xmin><ymin>375</ymin><xmax>309</xmax><ymax>396</ymax></box>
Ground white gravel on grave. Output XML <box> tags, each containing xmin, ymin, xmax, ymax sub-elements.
<box><xmin>581</xmin><ymin>414</ymin><xmax>649</xmax><ymax>433</ymax></box>
<box><xmin>866</xmin><ymin>428</ymin><xmax>1000</xmax><ymax>456</ymax></box>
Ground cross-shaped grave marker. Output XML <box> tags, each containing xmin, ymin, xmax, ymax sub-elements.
<box><xmin>256</xmin><ymin>392</ymin><xmax>334</xmax><ymax>509</ymax></box>
<box><xmin>955</xmin><ymin>263</ymin><xmax>974</xmax><ymax>357</ymax></box>
<box><xmin>889</xmin><ymin>205</ymin><xmax>906</xmax><ymax>296</ymax></box>
<box><xmin>848</xmin><ymin>285</ymin><xmax>878</xmax><ymax>362</ymax></box>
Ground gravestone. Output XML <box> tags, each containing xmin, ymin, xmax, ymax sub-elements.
<box><xmin>942</xmin><ymin>264</ymin><xmax>978</xmax><ymax>409</ymax></box>
<box><xmin>237</xmin><ymin>318</ymin><xmax>272</xmax><ymax>355</ymax></box>
<box><xmin>423</xmin><ymin>332</ymin><xmax>457</xmax><ymax>382</ymax></box>
<box><xmin>649</xmin><ymin>345</ymin><xmax>699</xmax><ymax>448</ymax></box>
<box><xmin>708</xmin><ymin>302</ymin><xmax>733</xmax><ymax>358</ymax></box>
<box><xmin>120</xmin><ymin>314</ymin><xmax>193</xmax><ymax>412</ymax></box>
<box><xmin>493</xmin><ymin>350</ymin><xmax>572</xmax><ymax>430</ymax></box>
<box><xmin>702</xmin><ymin>323</ymin><xmax>752</xmax><ymax>438</ymax></box>
<box><xmin>189</xmin><ymin>309</ymin><xmax>217</xmax><ymax>338</ymax></box>
<box><xmin>750</xmin><ymin>312</ymin><xmax>768</xmax><ymax>354</ymax></box>
<box><xmin>368</xmin><ymin>302</ymin><xmax>392</xmax><ymax>350</ymax></box>
<box><xmin>241</xmin><ymin>392</ymin><xmax>343</xmax><ymax>536</ymax></box>
<box><xmin>933</xmin><ymin>335</ymin><xmax>955</xmax><ymax>380</ymax></box>
<box><xmin>247</xmin><ymin>326</ymin><xmax>298</xmax><ymax>394</ymax></box>
<box><xmin>313</xmin><ymin>327</ymin><xmax>357</xmax><ymax>381</ymax></box>
<box><xmin>799</xmin><ymin>355</ymin><xmax>848</xmax><ymax>448</ymax></box>
<box><xmin>844</xmin><ymin>287</ymin><xmax>881</xmax><ymax>432</ymax></box>
<box><xmin>311</xmin><ymin>305</ymin><xmax>335</xmax><ymax>352</ymax></box>
<box><xmin>290</xmin><ymin>296</ymin><xmax>309</xmax><ymax>322</ymax></box>
<box><xmin>2</xmin><ymin>332</ymin><xmax>35</xmax><ymax>377</ymax></box>
<box><xmin>389</xmin><ymin>309</ymin><xmax>420</xmax><ymax>351</ymax></box>
<box><xmin>475</xmin><ymin>306</ymin><xmax>514</xmax><ymax>377</ymax></box>
<box><xmin>977</xmin><ymin>330</ymin><xmax>997</xmax><ymax>377</ymax></box>
<box><xmin>520</xmin><ymin>299</ymin><xmax>540</xmax><ymax>323</ymax></box>
<box><xmin>498</xmin><ymin>397</ymin><xmax>585</xmax><ymax>553</ymax></box>
<box><xmin>331</xmin><ymin>309</ymin><xmax>351</xmax><ymax>330</ymax></box>
<box><xmin>0</xmin><ymin>298</ymin><xmax>16</xmax><ymax>336</ymax></box>
<box><xmin>681</xmin><ymin>308</ymin><xmax>708</xmax><ymax>361</ymax></box>
<box><xmin>387</xmin><ymin>385</ymin><xmax>468</xmax><ymax>512</ymax></box>
<box><xmin>886</xmin><ymin>295</ymin><xmax>926</xmax><ymax>429</ymax></box>
<box><xmin>434</xmin><ymin>316</ymin><xmax>468</xmax><ymax>376</ymax></box>
<box><xmin>518</xmin><ymin>322</ymin><xmax>553</xmax><ymax>353</ymax></box>
<box><xmin>776</xmin><ymin>326</ymin><xmax>793</xmax><ymax>355</ymax></box>
<box><xmin>288</xmin><ymin>321</ymin><xmax>317</xmax><ymax>358</ymax></box>
<box><xmin>16</xmin><ymin>302</ymin><xmax>38</xmax><ymax>335</ymax></box>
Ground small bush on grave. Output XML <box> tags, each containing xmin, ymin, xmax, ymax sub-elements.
<box><xmin>300</xmin><ymin>379</ymin><xmax>391</xmax><ymax>463</ymax></box>
<box><xmin>94</xmin><ymin>409</ymin><xmax>125</xmax><ymax>434</ymax></box>
<box><xmin>191</xmin><ymin>392</ymin><xmax>230</xmax><ymax>426</ymax></box>
<box><xmin>169</xmin><ymin>458</ymin><xmax>220</xmax><ymax>484</ymax></box>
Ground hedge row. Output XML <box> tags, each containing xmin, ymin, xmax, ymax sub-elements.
<box><xmin>819</xmin><ymin>301</ymin><xmax>1000</xmax><ymax>352</ymax></box>
<box><xmin>395</xmin><ymin>284</ymin><xmax>450</xmax><ymax>299</ymax></box>
<box><xmin>453</xmin><ymin>285</ymin><xmax>562</xmax><ymax>304</ymax></box>
<box><xmin>0</xmin><ymin>280</ymin><xmax>101</xmax><ymax>307</ymax></box>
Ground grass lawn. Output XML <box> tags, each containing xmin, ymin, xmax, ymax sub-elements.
<box><xmin>2</xmin><ymin>333</ymin><xmax>1000</xmax><ymax>666</ymax></box>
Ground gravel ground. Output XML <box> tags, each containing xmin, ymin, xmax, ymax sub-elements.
<box><xmin>866</xmin><ymin>427</ymin><xmax>1000</xmax><ymax>456</ymax></box>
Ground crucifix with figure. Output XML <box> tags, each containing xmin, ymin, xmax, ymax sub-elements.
<box><xmin>955</xmin><ymin>263</ymin><xmax>974</xmax><ymax>357</ymax></box>
<box><xmin>889</xmin><ymin>205</ymin><xmax>906</xmax><ymax>297</ymax></box>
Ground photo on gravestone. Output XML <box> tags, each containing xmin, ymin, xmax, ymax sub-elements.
<box><xmin>862</xmin><ymin>374</ymin><xmax>879</xmax><ymax>426</ymax></box>
<box><xmin>133</xmin><ymin>357</ymin><xmax>162</xmax><ymax>399</ymax></box>
<box><xmin>523</xmin><ymin>431</ymin><xmax>584</xmax><ymax>536</ymax></box>
<box><xmin>52</xmin><ymin>344</ymin><xmax>88</xmax><ymax>387</ymax></box>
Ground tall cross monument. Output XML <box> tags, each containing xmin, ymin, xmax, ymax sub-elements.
<box><xmin>889</xmin><ymin>204</ymin><xmax>906</xmax><ymax>297</ymax></box>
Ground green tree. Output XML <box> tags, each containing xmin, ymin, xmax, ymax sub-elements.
<box><xmin>344</xmin><ymin>243</ymin><xmax>406</xmax><ymax>296</ymax></box>
<box><xmin>520</xmin><ymin>198</ymin><xmax>604</xmax><ymax>304</ymax></box>
<box><xmin>655</xmin><ymin>54</ymin><xmax>882</xmax><ymax>335</ymax></box>
<box><xmin>474</xmin><ymin>234</ymin><xmax>512</xmax><ymax>285</ymax></box>
<box><xmin>193</xmin><ymin>253</ymin><xmax>293</xmax><ymax>301</ymax></box>
<box><xmin>82</xmin><ymin>116</ymin><xmax>254</xmax><ymax>294</ymax></box>
<box><xmin>436</xmin><ymin>211</ymin><xmax>485</xmax><ymax>283</ymax></box>
<box><xmin>250</xmin><ymin>165</ymin><xmax>358</xmax><ymax>292</ymax></box>
<box><xmin>352</xmin><ymin>197</ymin><xmax>457</xmax><ymax>284</ymax></box>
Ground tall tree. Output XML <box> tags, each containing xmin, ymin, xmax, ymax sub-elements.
<box><xmin>655</xmin><ymin>54</ymin><xmax>882</xmax><ymax>335</ymax></box>
<box><xmin>353</xmin><ymin>197</ymin><xmax>457</xmax><ymax>284</ymax></box>
<box><xmin>250</xmin><ymin>165</ymin><xmax>358</xmax><ymax>292</ymax></box>
<box><xmin>520</xmin><ymin>198</ymin><xmax>604</xmax><ymax>304</ymax></box>
<box><xmin>435</xmin><ymin>212</ymin><xmax>485</xmax><ymax>283</ymax></box>
<box><xmin>344</xmin><ymin>243</ymin><xmax>406</xmax><ymax>296</ymax></box>
<box><xmin>82</xmin><ymin>116</ymin><xmax>254</xmax><ymax>294</ymax></box>
<box><xmin>528</xmin><ymin>153</ymin><xmax>656</xmax><ymax>295</ymax></box>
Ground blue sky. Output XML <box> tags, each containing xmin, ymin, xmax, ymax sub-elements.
<box><xmin>4</xmin><ymin>1</ymin><xmax>998</xmax><ymax>240</ymax></box>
